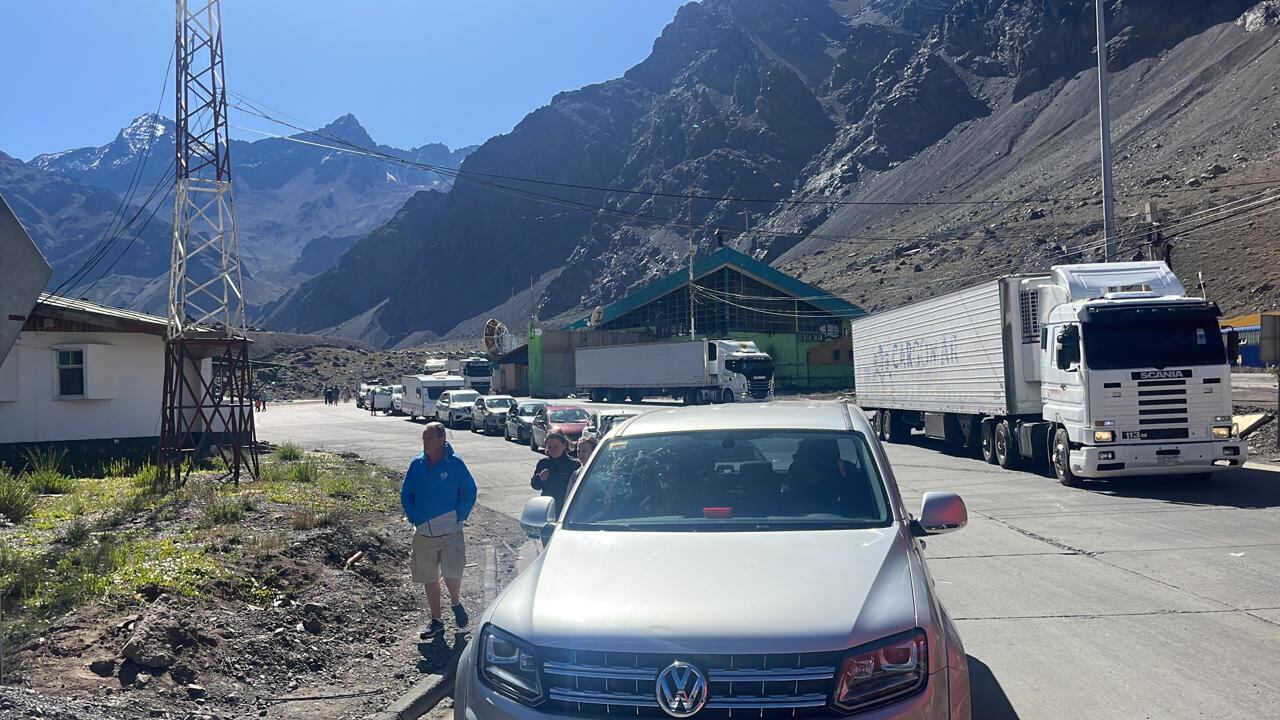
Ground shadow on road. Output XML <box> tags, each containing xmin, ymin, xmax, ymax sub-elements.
<box><xmin>968</xmin><ymin>655</ymin><xmax>1020</xmax><ymax>719</ymax></box>
<box><xmin>1089</xmin><ymin>466</ymin><xmax>1280</xmax><ymax>509</ymax></box>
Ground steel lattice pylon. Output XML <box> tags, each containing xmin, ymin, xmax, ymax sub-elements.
<box><xmin>159</xmin><ymin>0</ymin><xmax>257</xmax><ymax>485</ymax></box>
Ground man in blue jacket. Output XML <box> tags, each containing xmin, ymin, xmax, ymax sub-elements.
<box><xmin>401</xmin><ymin>422</ymin><xmax>478</xmax><ymax>638</ymax></box>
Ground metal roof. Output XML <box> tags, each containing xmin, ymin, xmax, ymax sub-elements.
<box><xmin>613</xmin><ymin>401</ymin><xmax>864</xmax><ymax>436</ymax></box>
<box><xmin>566</xmin><ymin>247</ymin><xmax>863</xmax><ymax>329</ymax></box>
<box><xmin>34</xmin><ymin>293</ymin><xmax>169</xmax><ymax>329</ymax></box>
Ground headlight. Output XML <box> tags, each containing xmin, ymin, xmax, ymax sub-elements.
<box><xmin>1212</xmin><ymin>425</ymin><xmax>1233</xmax><ymax>440</ymax></box>
<box><xmin>831</xmin><ymin>628</ymin><xmax>927</xmax><ymax>714</ymax></box>
<box><xmin>1093</xmin><ymin>430</ymin><xmax>1115</xmax><ymax>443</ymax></box>
<box><xmin>478</xmin><ymin>625</ymin><xmax>543</xmax><ymax>705</ymax></box>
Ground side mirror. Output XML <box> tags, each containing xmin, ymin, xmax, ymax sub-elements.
<box><xmin>520</xmin><ymin>496</ymin><xmax>557</xmax><ymax>540</ymax></box>
<box><xmin>913</xmin><ymin>492</ymin><xmax>967</xmax><ymax>536</ymax></box>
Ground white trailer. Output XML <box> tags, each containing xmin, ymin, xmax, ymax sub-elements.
<box><xmin>575</xmin><ymin>338</ymin><xmax>774</xmax><ymax>405</ymax></box>
<box><xmin>851</xmin><ymin>262</ymin><xmax>1245</xmax><ymax>486</ymax></box>
<box><xmin>401</xmin><ymin>374</ymin><xmax>466</xmax><ymax>420</ymax></box>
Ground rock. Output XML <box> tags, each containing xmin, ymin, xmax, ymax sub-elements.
<box><xmin>186</xmin><ymin>684</ymin><xmax>207</xmax><ymax>699</ymax></box>
<box><xmin>1202</xmin><ymin>163</ymin><xmax>1229</xmax><ymax>178</ymax></box>
<box><xmin>89</xmin><ymin>659</ymin><xmax>117</xmax><ymax>677</ymax></box>
<box><xmin>135</xmin><ymin>673</ymin><xmax>152</xmax><ymax>689</ymax></box>
<box><xmin>912</xmin><ymin>263</ymin><xmax>924</xmax><ymax>272</ymax></box>
<box><xmin>1239</xmin><ymin>1</ymin><xmax>1280</xmax><ymax>32</ymax></box>
<box><xmin>301</xmin><ymin>602</ymin><xmax>327</xmax><ymax>616</ymax></box>
<box><xmin>303</xmin><ymin>617</ymin><xmax>324</xmax><ymax>634</ymax></box>
<box><xmin>1185</xmin><ymin>177</ymin><xmax>1202</xmax><ymax>187</ymax></box>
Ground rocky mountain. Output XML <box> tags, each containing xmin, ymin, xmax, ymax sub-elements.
<box><xmin>0</xmin><ymin>150</ymin><xmax>172</xmax><ymax>295</ymax></box>
<box><xmin>24</xmin><ymin>113</ymin><xmax>474</xmax><ymax>312</ymax></box>
<box><xmin>266</xmin><ymin>0</ymin><xmax>1280</xmax><ymax>347</ymax></box>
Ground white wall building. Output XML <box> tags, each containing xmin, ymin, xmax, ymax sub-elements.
<box><xmin>0</xmin><ymin>294</ymin><xmax>167</xmax><ymax>448</ymax></box>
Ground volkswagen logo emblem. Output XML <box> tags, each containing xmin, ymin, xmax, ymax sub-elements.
<box><xmin>655</xmin><ymin>661</ymin><xmax>707</xmax><ymax>718</ymax></box>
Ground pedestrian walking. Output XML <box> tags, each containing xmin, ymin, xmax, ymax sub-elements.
<box><xmin>530</xmin><ymin>428</ymin><xmax>580</xmax><ymax>517</ymax></box>
<box><xmin>401</xmin><ymin>422</ymin><xmax>477</xmax><ymax>639</ymax></box>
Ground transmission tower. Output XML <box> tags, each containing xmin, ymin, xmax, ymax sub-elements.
<box><xmin>158</xmin><ymin>0</ymin><xmax>257</xmax><ymax>485</ymax></box>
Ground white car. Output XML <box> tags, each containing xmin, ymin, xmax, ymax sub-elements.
<box><xmin>435</xmin><ymin>389</ymin><xmax>481</xmax><ymax>428</ymax></box>
<box><xmin>455</xmin><ymin>402</ymin><xmax>971</xmax><ymax>720</ymax></box>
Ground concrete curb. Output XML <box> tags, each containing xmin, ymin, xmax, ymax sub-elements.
<box><xmin>362</xmin><ymin>637</ymin><xmax>468</xmax><ymax>720</ymax></box>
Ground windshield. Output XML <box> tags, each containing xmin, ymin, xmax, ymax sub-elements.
<box><xmin>519</xmin><ymin>403</ymin><xmax>546</xmax><ymax>416</ymax></box>
<box><xmin>485</xmin><ymin>398</ymin><xmax>515</xmax><ymax>410</ymax></box>
<box><xmin>564</xmin><ymin>430</ymin><xmax>891</xmax><ymax>531</ymax></box>
<box><xmin>550</xmin><ymin>408</ymin><xmax>589</xmax><ymax>423</ymax></box>
<box><xmin>1084</xmin><ymin>316</ymin><xmax>1226</xmax><ymax>370</ymax></box>
<box><xmin>725</xmin><ymin>358</ymin><xmax>774</xmax><ymax>378</ymax></box>
<box><xmin>463</xmin><ymin>363</ymin><xmax>491</xmax><ymax>378</ymax></box>
<box><xmin>450</xmin><ymin>391</ymin><xmax>480</xmax><ymax>404</ymax></box>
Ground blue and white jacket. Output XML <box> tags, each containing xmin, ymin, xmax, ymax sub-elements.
<box><xmin>400</xmin><ymin>443</ymin><xmax>478</xmax><ymax>535</ymax></box>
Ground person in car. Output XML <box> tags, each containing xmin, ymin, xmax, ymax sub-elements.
<box><xmin>783</xmin><ymin>438</ymin><xmax>875</xmax><ymax>516</ymax></box>
<box><xmin>530</xmin><ymin>428</ymin><xmax>580</xmax><ymax>516</ymax></box>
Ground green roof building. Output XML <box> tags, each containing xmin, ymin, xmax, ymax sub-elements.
<box><xmin>564</xmin><ymin>247</ymin><xmax>863</xmax><ymax>392</ymax></box>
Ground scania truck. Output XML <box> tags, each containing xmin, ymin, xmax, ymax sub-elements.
<box><xmin>575</xmin><ymin>338</ymin><xmax>774</xmax><ymax>405</ymax></box>
<box><xmin>850</xmin><ymin>262</ymin><xmax>1245</xmax><ymax>486</ymax></box>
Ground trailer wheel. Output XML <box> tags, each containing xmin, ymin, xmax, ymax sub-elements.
<box><xmin>995</xmin><ymin>421</ymin><xmax>1019</xmax><ymax>469</ymax></box>
<box><xmin>628</xmin><ymin>391</ymin><xmax>645</xmax><ymax>404</ymax></box>
<box><xmin>608</xmin><ymin>389</ymin><xmax>627</xmax><ymax>404</ymax></box>
<box><xmin>874</xmin><ymin>411</ymin><xmax>887</xmax><ymax>441</ymax></box>
<box><xmin>1051</xmin><ymin>427</ymin><xmax>1082</xmax><ymax>487</ymax></box>
<box><xmin>885</xmin><ymin>411</ymin><xmax>910</xmax><ymax>443</ymax></box>
<box><xmin>980</xmin><ymin>419</ymin><xmax>998</xmax><ymax>464</ymax></box>
<box><xmin>683</xmin><ymin>389</ymin><xmax>700</xmax><ymax>406</ymax></box>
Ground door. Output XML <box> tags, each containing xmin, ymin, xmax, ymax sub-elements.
<box><xmin>1041</xmin><ymin>323</ymin><xmax>1086</xmax><ymax>438</ymax></box>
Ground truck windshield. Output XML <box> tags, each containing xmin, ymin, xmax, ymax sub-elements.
<box><xmin>724</xmin><ymin>358</ymin><xmax>774</xmax><ymax>378</ymax></box>
<box><xmin>564</xmin><ymin>430</ymin><xmax>891</xmax><ymax>531</ymax></box>
<box><xmin>1083</xmin><ymin>316</ymin><xmax>1226</xmax><ymax>370</ymax></box>
<box><xmin>463</xmin><ymin>363</ymin><xmax>491</xmax><ymax>378</ymax></box>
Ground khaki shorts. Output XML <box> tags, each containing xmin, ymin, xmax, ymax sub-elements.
<box><xmin>411</xmin><ymin>530</ymin><xmax>466</xmax><ymax>583</ymax></box>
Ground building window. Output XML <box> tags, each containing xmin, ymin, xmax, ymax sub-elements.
<box><xmin>57</xmin><ymin>349</ymin><xmax>85</xmax><ymax>397</ymax></box>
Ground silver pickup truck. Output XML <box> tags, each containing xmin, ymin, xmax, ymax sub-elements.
<box><xmin>455</xmin><ymin>402</ymin><xmax>972</xmax><ymax>720</ymax></box>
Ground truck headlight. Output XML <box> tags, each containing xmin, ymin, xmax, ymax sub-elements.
<box><xmin>1212</xmin><ymin>425</ymin><xmax>1233</xmax><ymax>440</ymax></box>
<box><xmin>831</xmin><ymin>628</ymin><xmax>927</xmax><ymax>714</ymax></box>
<box><xmin>478</xmin><ymin>625</ymin><xmax>543</xmax><ymax>705</ymax></box>
<box><xmin>1093</xmin><ymin>430</ymin><xmax>1115</xmax><ymax>443</ymax></box>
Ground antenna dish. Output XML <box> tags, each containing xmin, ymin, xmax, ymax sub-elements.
<box><xmin>483</xmin><ymin>318</ymin><xmax>518</xmax><ymax>355</ymax></box>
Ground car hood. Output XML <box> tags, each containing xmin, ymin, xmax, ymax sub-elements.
<box><xmin>489</xmin><ymin>526</ymin><xmax>918</xmax><ymax>654</ymax></box>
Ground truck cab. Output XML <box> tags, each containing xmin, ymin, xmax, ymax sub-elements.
<box><xmin>711</xmin><ymin>340</ymin><xmax>775</xmax><ymax>401</ymax></box>
<box><xmin>1037</xmin><ymin>264</ymin><xmax>1243</xmax><ymax>484</ymax></box>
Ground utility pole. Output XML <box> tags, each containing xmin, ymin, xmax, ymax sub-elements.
<box><xmin>1096</xmin><ymin>0</ymin><xmax>1117</xmax><ymax>261</ymax></box>
<box><xmin>159</xmin><ymin>0</ymin><xmax>257</xmax><ymax>486</ymax></box>
<box><xmin>688</xmin><ymin>182</ymin><xmax>696</xmax><ymax>340</ymax></box>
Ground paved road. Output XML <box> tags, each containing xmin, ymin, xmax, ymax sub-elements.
<box><xmin>258</xmin><ymin>400</ymin><xmax>1280</xmax><ymax>720</ymax></box>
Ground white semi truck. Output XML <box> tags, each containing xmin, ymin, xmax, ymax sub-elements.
<box><xmin>850</xmin><ymin>262</ymin><xmax>1245</xmax><ymax>486</ymax></box>
<box><xmin>447</xmin><ymin>356</ymin><xmax>493</xmax><ymax>394</ymax></box>
<box><xmin>575</xmin><ymin>338</ymin><xmax>774</xmax><ymax>405</ymax></box>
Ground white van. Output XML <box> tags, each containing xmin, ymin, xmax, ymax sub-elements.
<box><xmin>401</xmin><ymin>374</ymin><xmax>466</xmax><ymax>420</ymax></box>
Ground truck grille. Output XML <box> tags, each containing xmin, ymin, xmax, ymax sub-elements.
<box><xmin>540</xmin><ymin>648</ymin><xmax>841</xmax><ymax>719</ymax></box>
<box><xmin>748</xmin><ymin>378</ymin><xmax>772</xmax><ymax>400</ymax></box>
<box><xmin>1099</xmin><ymin>372</ymin><xmax>1226</xmax><ymax>442</ymax></box>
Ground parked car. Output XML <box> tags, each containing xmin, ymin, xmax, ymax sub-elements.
<box><xmin>505</xmin><ymin>400</ymin><xmax>548</xmax><ymax>444</ymax></box>
<box><xmin>389</xmin><ymin>384</ymin><xmax>405</xmax><ymax>415</ymax></box>
<box><xmin>454</xmin><ymin>402</ymin><xmax>972</xmax><ymax>720</ymax></box>
<box><xmin>435</xmin><ymin>389</ymin><xmax>481</xmax><ymax>428</ymax></box>
<box><xmin>529</xmin><ymin>405</ymin><xmax>590</xmax><ymax>453</ymax></box>
<box><xmin>588</xmin><ymin>408</ymin><xmax>645</xmax><ymax>438</ymax></box>
<box><xmin>356</xmin><ymin>380</ymin><xmax>384</xmax><ymax>409</ymax></box>
<box><xmin>366</xmin><ymin>386</ymin><xmax>394</xmax><ymax>415</ymax></box>
<box><xmin>472</xmin><ymin>395</ymin><xmax>517</xmax><ymax>435</ymax></box>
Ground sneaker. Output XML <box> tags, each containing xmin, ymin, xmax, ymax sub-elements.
<box><xmin>419</xmin><ymin>618</ymin><xmax>445</xmax><ymax>639</ymax></box>
<box><xmin>452</xmin><ymin>603</ymin><xmax>470</xmax><ymax>628</ymax></box>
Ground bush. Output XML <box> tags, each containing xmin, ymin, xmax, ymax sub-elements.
<box><xmin>321</xmin><ymin>475</ymin><xmax>358</xmax><ymax>499</ymax></box>
<box><xmin>200</xmin><ymin>496</ymin><xmax>246</xmax><ymax>528</ymax></box>
<box><xmin>61</xmin><ymin>517</ymin><xmax>92</xmax><ymax>547</ymax></box>
<box><xmin>25</xmin><ymin>469</ymin><xmax>74</xmax><ymax>495</ymax></box>
<box><xmin>22</xmin><ymin>446</ymin><xmax>66</xmax><ymax>476</ymax></box>
<box><xmin>0</xmin><ymin>469</ymin><xmax>38</xmax><ymax>523</ymax></box>
<box><xmin>100</xmin><ymin>458</ymin><xmax>135</xmax><ymax>478</ymax></box>
<box><xmin>291</xmin><ymin>505</ymin><xmax>348</xmax><ymax>530</ymax></box>
<box><xmin>275</xmin><ymin>441</ymin><xmax>305</xmax><ymax>462</ymax></box>
<box><xmin>131</xmin><ymin>464</ymin><xmax>161</xmax><ymax>492</ymax></box>
<box><xmin>289</xmin><ymin>459</ymin><xmax>321</xmax><ymax>484</ymax></box>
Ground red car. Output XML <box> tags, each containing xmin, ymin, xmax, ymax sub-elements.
<box><xmin>529</xmin><ymin>404</ymin><xmax>590</xmax><ymax>453</ymax></box>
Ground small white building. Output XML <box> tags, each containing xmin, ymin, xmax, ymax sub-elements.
<box><xmin>0</xmin><ymin>294</ymin><xmax>168</xmax><ymax>462</ymax></box>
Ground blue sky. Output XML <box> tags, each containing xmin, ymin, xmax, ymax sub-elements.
<box><xmin>0</xmin><ymin>0</ymin><xmax>691</xmax><ymax>160</ymax></box>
